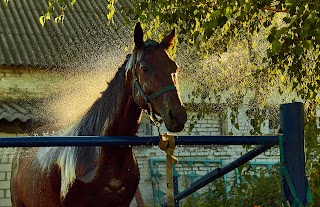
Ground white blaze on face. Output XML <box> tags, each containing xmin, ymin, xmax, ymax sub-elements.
<box><xmin>104</xmin><ymin>178</ymin><xmax>125</xmax><ymax>193</ymax></box>
<box><xmin>109</xmin><ymin>178</ymin><xmax>122</xmax><ymax>188</ymax></box>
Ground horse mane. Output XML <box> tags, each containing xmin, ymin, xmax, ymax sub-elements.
<box><xmin>67</xmin><ymin>55</ymin><xmax>131</xmax><ymax>136</ymax></box>
<box><xmin>34</xmin><ymin>55</ymin><xmax>132</xmax><ymax>199</ymax></box>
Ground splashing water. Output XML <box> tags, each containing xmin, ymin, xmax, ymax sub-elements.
<box><xmin>41</xmin><ymin>47</ymin><xmax>129</xmax><ymax>128</ymax></box>
<box><xmin>13</xmin><ymin>26</ymin><xmax>298</xmax><ymax>135</ymax></box>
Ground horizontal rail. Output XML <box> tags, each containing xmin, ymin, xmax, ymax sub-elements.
<box><xmin>0</xmin><ymin>135</ymin><xmax>279</xmax><ymax>147</ymax></box>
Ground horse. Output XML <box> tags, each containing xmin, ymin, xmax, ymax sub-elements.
<box><xmin>10</xmin><ymin>22</ymin><xmax>187</xmax><ymax>207</ymax></box>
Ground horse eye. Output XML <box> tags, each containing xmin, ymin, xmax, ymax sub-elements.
<box><xmin>141</xmin><ymin>66</ymin><xmax>149</xmax><ymax>72</ymax></box>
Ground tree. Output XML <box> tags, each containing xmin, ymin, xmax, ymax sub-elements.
<box><xmin>29</xmin><ymin>0</ymin><xmax>320</xmax><ymax>101</ymax></box>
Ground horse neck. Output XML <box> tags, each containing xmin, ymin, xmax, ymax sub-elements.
<box><xmin>65</xmin><ymin>59</ymin><xmax>141</xmax><ymax>177</ymax></box>
<box><xmin>71</xmin><ymin>65</ymin><xmax>142</xmax><ymax>136</ymax></box>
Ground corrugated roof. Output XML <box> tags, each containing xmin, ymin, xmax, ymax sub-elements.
<box><xmin>0</xmin><ymin>0</ymin><xmax>133</xmax><ymax>68</ymax></box>
<box><xmin>0</xmin><ymin>101</ymin><xmax>35</xmax><ymax>122</ymax></box>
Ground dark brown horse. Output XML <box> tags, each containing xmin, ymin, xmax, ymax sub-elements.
<box><xmin>10</xmin><ymin>23</ymin><xmax>187</xmax><ymax>207</ymax></box>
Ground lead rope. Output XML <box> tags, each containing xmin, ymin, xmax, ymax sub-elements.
<box><xmin>158</xmin><ymin>131</ymin><xmax>178</xmax><ymax>207</ymax></box>
<box><xmin>146</xmin><ymin>109</ymin><xmax>177</xmax><ymax>207</ymax></box>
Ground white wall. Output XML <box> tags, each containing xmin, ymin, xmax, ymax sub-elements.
<box><xmin>0</xmin><ymin>67</ymin><xmax>62</xmax><ymax>100</ymax></box>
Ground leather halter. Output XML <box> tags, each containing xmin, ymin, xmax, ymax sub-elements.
<box><xmin>130</xmin><ymin>52</ymin><xmax>177</xmax><ymax>126</ymax></box>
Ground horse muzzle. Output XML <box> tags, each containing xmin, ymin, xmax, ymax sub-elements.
<box><xmin>163</xmin><ymin>105</ymin><xmax>187</xmax><ymax>132</ymax></box>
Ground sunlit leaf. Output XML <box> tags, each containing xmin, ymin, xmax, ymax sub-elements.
<box><xmin>39</xmin><ymin>16</ymin><xmax>45</xmax><ymax>27</ymax></box>
<box><xmin>225</xmin><ymin>6</ymin><xmax>232</xmax><ymax>17</ymax></box>
<box><xmin>280</xmin><ymin>75</ymin><xmax>286</xmax><ymax>83</ymax></box>
<box><xmin>107</xmin><ymin>11</ymin><xmax>114</xmax><ymax>21</ymax></box>
<box><xmin>54</xmin><ymin>15</ymin><xmax>64</xmax><ymax>24</ymax></box>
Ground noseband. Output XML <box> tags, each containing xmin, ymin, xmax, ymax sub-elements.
<box><xmin>129</xmin><ymin>52</ymin><xmax>177</xmax><ymax>126</ymax></box>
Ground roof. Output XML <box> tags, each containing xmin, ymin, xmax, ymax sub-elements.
<box><xmin>0</xmin><ymin>101</ymin><xmax>35</xmax><ymax>122</ymax></box>
<box><xmin>0</xmin><ymin>0</ymin><xmax>132</xmax><ymax>68</ymax></box>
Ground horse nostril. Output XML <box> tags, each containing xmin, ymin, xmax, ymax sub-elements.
<box><xmin>168</xmin><ymin>109</ymin><xmax>175</xmax><ymax>121</ymax></box>
<box><xmin>168</xmin><ymin>108</ymin><xmax>187</xmax><ymax>124</ymax></box>
<box><xmin>165</xmin><ymin>107</ymin><xmax>187</xmax><ymax>132</ymax></box>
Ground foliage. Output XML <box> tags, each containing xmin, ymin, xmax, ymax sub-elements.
<box><xmin>307</xmin><ymin>157</ymin><xmax>320</xmax><ymax>206</ymax></box>
<box><xmin>129</xmin><ymin>0</ymin><xmax>320</xmax><ymax>101</ymax></box>
<box><xmin>16</xmin><ymin>0</ymin><xmax>320</xmax><ymax>103</ymax></box>
<box><xmin>183</xmin><ymin>165</ymin><xmax>282</xmax><ymax>207</ymax></box>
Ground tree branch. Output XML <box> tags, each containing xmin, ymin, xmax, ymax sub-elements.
<box><xmin>264</xmin><ymin>7</ymin><xmax>287</xmax><ymax>13</ymax></box>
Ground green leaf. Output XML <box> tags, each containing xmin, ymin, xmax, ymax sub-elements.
<box><xmin>244</xmin><ymin>175</ymin><xmax>252</xmax><ymax>182</ymax></box>
<box><xmin>211</xmin><ymin>10</ymin><xmax>221</xmax><ymax>18</ymax></box>
<box><xmin>204</xmin><ymin>26</ymin><xmax>213</xmax><ymax>40</ymax></box>
<box><xmin>267</xmin><ymin>34</ymin><xmax>275</xmax><ymax>42</ymax></box>
<box><xmin>283</xmin><ymin>17</ymin><xmax>290</xmax><ymax>23</ymax></box>
<box><xmin>194</xmin><ymin>31</ymin><xmax>200</xmax><ymax>40</ymax></box>
<box><xmin>195</xmin><ymin>39</ymin><xmax>200</xmax><ymax>50</ymax></box>
<box><xmin>275</xmin><ymin>28</ymin><xmax>287</xmax><ymax>40</ymax></box>
<box><xmin>302</xmin><ymin>40</ymin><xmax>312</xmax><ymax>49</ymax></box>
<box><xmin>218</xmin><ymin>16</ymin><xmax>228</xmax><ymax>27</ymax></box>
<box><xmin>242</xmin><ymin>183</ymin><xmax>248</xmax><ymax>190</ymax></box>
<box><xmin>284</xmin><ymin>37</ymin><xmax>293</xmax><ymax>45</ymax></box>
<box><xmin>271</xmin><ymin>40</ymin><xmax>281</xmax><ymax>53</ymax></box>
<box><xmin>210</xmin><ymin>19</ymin><xmax>218</xmax><ymax>28</ymax></box>
<box><xmin>293</xmin><ymin>45</ymin><xmax>303</xmax><ymax>57</ymax></box>
<box><xmin>244</xmin><ymin>2</ymin><xmax>251</xmax><ymax>13</ymax></box>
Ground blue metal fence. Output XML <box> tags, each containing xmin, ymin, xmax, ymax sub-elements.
<box><xmin>0</xmin><ymin>135</ymin><xmax>279</xmax><ymax>148</ymax></box>
<box><xmin>150</xmin><ymin>158</ymin><xmax>278</xmax><ymax>206</ymax></box>
<box><xmin>0</xmin><ymin>102</ymin><xmax>310</xmax><ymax>206</ymax></box>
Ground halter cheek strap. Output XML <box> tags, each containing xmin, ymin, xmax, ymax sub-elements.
<box><xmin>132</xmin><ymin>81</ymin><xmax>176</xmax><ymax>104</ymax></box>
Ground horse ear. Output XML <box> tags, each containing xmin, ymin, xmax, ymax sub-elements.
<box><xmin>134</xmin><ymin>22</ymin><xmax>144</xmax><ymax>49</ymax></box>
<box><xmin>160</xmin><ymin>28</ymin><xmax>175</xmax><ymax>50</ymax></box>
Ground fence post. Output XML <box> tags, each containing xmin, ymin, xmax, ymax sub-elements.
<box><xmin>280</xmin><ymin>102</ymin><xmax>307</xmax><ymax>205</ymax></box>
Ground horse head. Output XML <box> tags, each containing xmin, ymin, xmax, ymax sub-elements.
<box><xmin>128</xmin><ymin>22</ymin><xmax>187</xmax><ymax>132</ymax></box>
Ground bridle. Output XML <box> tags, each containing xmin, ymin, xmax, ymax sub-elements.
<box><xmin>129</xmin><ymin>51</ymin><xmax>177</xmax><ymax>128</ymax></box>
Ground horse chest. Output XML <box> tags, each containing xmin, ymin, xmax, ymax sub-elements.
<box><xmin>64</xmin><ymin>173</ymin><xmax>139</xmax><ymax>207</ymax></box>
<box><xmin>63</xmin><ymin>152</ymin><xmax>140</xmax><ymax>207</ymax></box>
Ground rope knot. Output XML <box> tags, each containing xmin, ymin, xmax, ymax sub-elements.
<box><xmin>159</xmin><ymin>133</ymin><xmax>178</xmax><ymax>164</ymax></box>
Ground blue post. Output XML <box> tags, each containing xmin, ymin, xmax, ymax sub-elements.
<box><xmin>173</xmin><ymin>168</ymin><xmax>179</xmax><ymax>207</ymax></box>
<box><xmin>280</xmin><ymin>102</ymin><xmax>307</xmax><ymax>205</ymax></box>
